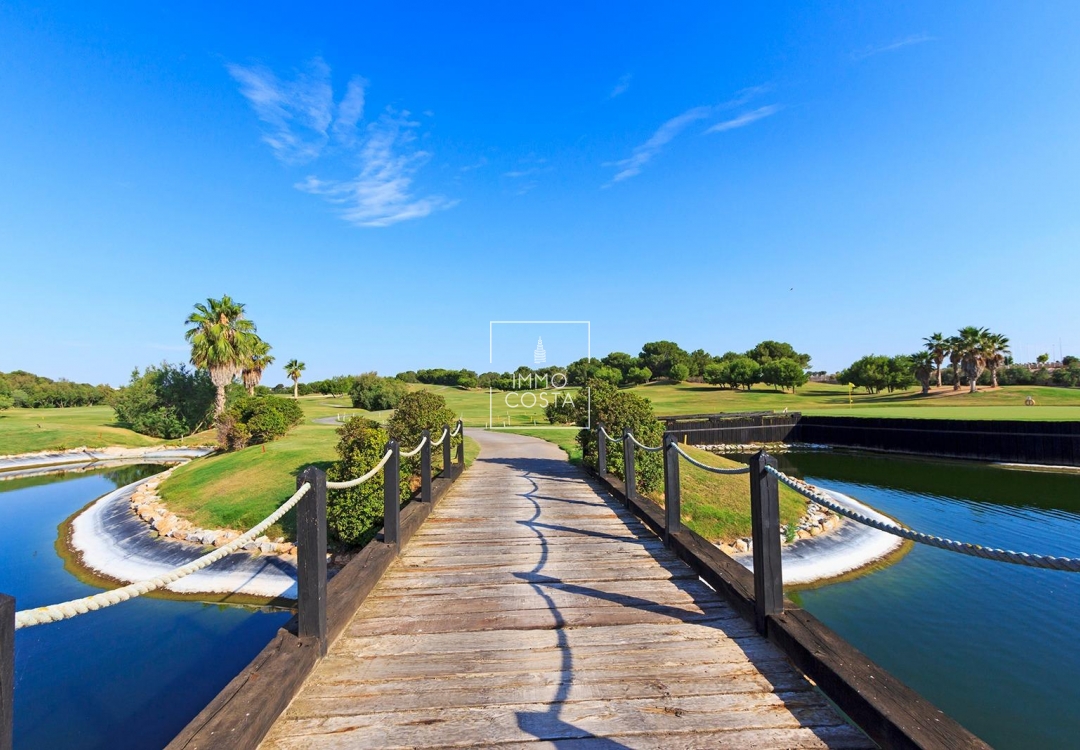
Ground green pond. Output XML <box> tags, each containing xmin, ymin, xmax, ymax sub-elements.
<box><xmin>777</xmin><ymin>450</ymin><xmax>1080</xmax><ymax>749</ymax></box>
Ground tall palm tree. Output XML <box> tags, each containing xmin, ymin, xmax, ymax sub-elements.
<box><xmin>956</xmin><ymin>326</ymin><xmax>990</xmax><ymax>394</ymax></box>
<box><xmin>911</xmin><ymin>351</ymin><xmax>934</xmax><ymax>395</ymax></box>
<box><xmin>947</xmin><ymin>335</ymin><xmax>963</xmax><ymax>391</ymax></box>
<box><xmin>185</xmin><ymin>296</ymin><xmax>258</xmax><ymax>417</ymax></box>
<box><xmin>242</xmin><ymin>338</ymin><xmax>275</xmax><ymax>396</ymax></box>
<box><xmin>284</xmin><ymin>359</ymin><xmax>306</xmax><ymax>399</ymax></box>
<box><xmin>923</xmin><ymin>332</ymin><xmax>948</xmax><ymax>389</ymax></box>
<box><xmin>984</xmin><ymin>332</ymin><xmax>1010</xmax><ymax>388</ymax></box>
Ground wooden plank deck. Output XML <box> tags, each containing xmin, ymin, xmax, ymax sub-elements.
<box><xmin>260</xmin><ymin>430</ymin><xmax>873</xmax><ymax>749</ymax></box>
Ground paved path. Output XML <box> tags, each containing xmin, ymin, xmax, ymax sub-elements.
<box><xmin>261</xmin><ymin>430</ymin><xmax>871</xmax><ymax>749</ymax></box>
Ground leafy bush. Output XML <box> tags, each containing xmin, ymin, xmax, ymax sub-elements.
<box><xmin>575</xmin><ymin>380</ymin><xmax>664</xmax><ymax>494</ymax></box>
<box><xmin>113</xmin><ymin>363</ymin><xmax>215</xmax><ymax>439</ymax></box>
<box><xmin>594</xmin><ymin>365</ymin><xmax>623</xmax><ymax>387</ymax></box>
<box><xmin>387</xmin><ymin>390</ymin><xmax>458</xmax><ymax>470</ymax></box>
<box><xmin>350</xmin><ymin>372</ymin><xmax>409</xmax><ymax>411</ymax></box>
<box><xmin>669</xmin><ymin>363</ymin><xmax>690</xmax><ymax>383</ymax></box>
<box><xmin>625</xmin><ymin>366</ymin><xmax>651</xmax><ymax>385</ymax></box>
<box><xmin>216</xmin><ymin>395</ymin><xmax>303</xmax><ymax>450</ymax></box>
<box><xmin>0</xmin><ymin>395</ymin><xmax>12</xmax><ymax>411</ymax></box>
<box><xmin>326</xmin><ymin>418</ymin><xmax>411</xmax><ymax>546</ymax></box>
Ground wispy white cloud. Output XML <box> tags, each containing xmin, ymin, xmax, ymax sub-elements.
<box><xmin>295</xmin><ymin>110</ymin><xmax>457</xmax><ymax>227</ymax></box>
<box><xmin>852</xmin><ymin>33</ymin><xmax>935</xmax><ymax>60</ymax></box>
<box><xmin>610</xmin><ymin>74</ymin><xmax>632</xmax><ymax>99</ymax></box>
<box><xmin>705</xmin><ymin>105</ymin><xmax>782</xmax><ymax>133</ymax></box>
<box><xmin>229</xmin><ymin>57</ymin><xmax>453</xmax><ymax>227</ymax></box>
<box><xmin>459</xmin><ymin>157</ymin><xmax>488</xmax><ymax>173</ymax></box>
<box><xmin>604</xmin><ymin>106</ymin><xmax>714</xmax><ymax>184</ymax></box>
<box><xmin>604</xmin><ymin>88</ymin><xmax>780</xmax><ymax>185</ymax></box>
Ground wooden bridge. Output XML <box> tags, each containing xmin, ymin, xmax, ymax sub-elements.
<box><xmin>165</xmin><ymin>429</ymin><xmax>986</xmax><ymax>749</ymax></box>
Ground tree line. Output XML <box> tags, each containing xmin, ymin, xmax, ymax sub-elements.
<box><xmin>0</xmin><ymin>371</ymin><xmax>114</xmax><ymax>409</ymax></box>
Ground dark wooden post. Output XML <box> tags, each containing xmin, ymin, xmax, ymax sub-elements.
<box><xmin>663</xmin><ymin>433</ymin><xmax>681</xmax><ymax>546</ymax></box>
<box><xmin>383</xmin><ymin>440</ymin><xmax>401</xmax><ymax>546</ymax></box>
<box><xmin>442</xmin><ymin>423</ymin><xmax>452</xmax><ymax>474</ymax></box>
<box><xmin>597</xmin><ymin>422</ymin><xmax>607</xmax><ymax>476</ymax></box>
<box><xmin>420</xmin><ymin>429</ymin><xmax>432</xmax><ymax>503</ymax></box>
<box><xmin>0</xmin><ymin>593</ymin><xmax>12</xmax><ymax>750</ymax></box>
<box><xmin>622</xmin><ymin>426</ymin><xmax>636</xmax><ymax>505</ymax></box>
<box><xmin>749</xmin><ymin>450</ymin><xmax>783</xmax><ymax>635</ymax></box>
<box><xmin>455</xmin><ymin>420</ymin><xmax>464</xmax><ymax>465</ymax></box>
<box><xmin>296</xmin><ymin>467</ymin><xmax>327</xmax><ymax>655</ymax></box>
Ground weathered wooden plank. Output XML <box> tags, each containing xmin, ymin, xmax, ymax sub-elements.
<box><xmin>479</xmin><ymin>725</ymin><xmax>875</xmax><ymax>750</ymax></box>
<box><xmin>263</xmin><ymin>691</ymin><xmax>854</xmax><ymax>749</ymax></box>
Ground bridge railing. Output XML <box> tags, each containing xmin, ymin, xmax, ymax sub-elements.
<box><xmin>596</xmin><ymin>422</ymin><xmax>1007</xmax><ymax>749</ymax></box>
<box><xmin>0</xmin><ymin>419</ymin><xmax>466</xmax><ymax>749</ymax></box>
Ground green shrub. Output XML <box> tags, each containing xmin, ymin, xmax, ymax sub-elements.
<box><xmin>0</xmin><ymin>395</ymin><xmax>13</xmax><ymax>411</ymax></box>
<box><xmin>387</xmin><ymin>390</ymin><xmax>458</xmax><ymax>471</ymax></box>
<box><xmin>216</xmin><ymin>395</ymin><xmax>303</xmax><ymax>450</ymax></box>
<box><xmin>326</xmin><ymin>418</ymin><xmax>412</xmax><ymax>547</ymax></box>
<box><xmin>625</xmin><ymin>366</ymin><xmax>651</xmax><ymax>385</ymax></box>
<box><xmin>669</xmin><ymin>363</ymin><xmax>690</xmax><ymax>383</ymax></box>
<box><xmin>350</xmin><ymin>372</ymin><xmax>409</xmax><ymax>411</ymax></box>
<box><xmin>575</xmin><ymin>380</ymin><xmax>664</xmax><ymax>493</ymax></box>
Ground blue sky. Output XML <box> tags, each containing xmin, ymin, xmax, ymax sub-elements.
<box><xmin>2</xmin><ymin>2</ymin><xmax>1079</xmax><ymax>386</ymax></box>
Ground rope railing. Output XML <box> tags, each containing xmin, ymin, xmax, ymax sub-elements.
<box><xmin>429</xmin><ymin>426</ymin><xmax>449</xmax><ymax>447</ymax></box>
<box><xmin>766</xmin><ymin>465</ymin><xmax>1080</xmax><ymax>573</ymax></box>
<box><xmin>599</xmin><ymin>425</ymin><xmax>624</xmax><ymax>444</ymax></box>
<box><xmin>400</xmin><ymin>435</ymin><xmax>428</xmax><ymax>458</ymax></box>
<box><xmin>673</xmin><ymin>443</ymin><xmax>751</xmax><ymax>475</ymax></box>
<box><xmin>450</xmin><ymin>421</ymin><xmax>462</xmax><ymax>437</ymax></box>
<box><xmin>626</xmin><ymin>432</ymin><xmax>663</xmax><ymax>453</ymax></box>
<box><xmin>325</xmin><ymin>448</ymin><xmax>394</xmax><ymax>489</ymax></box>
<box><xmin>15</xmin><ymin>482</ymin><xmax>314</xmax><ymax>629</ymax></box>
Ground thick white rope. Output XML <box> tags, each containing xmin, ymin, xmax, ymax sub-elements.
<box><xmin>429</xmin><ymin>426</ymin><xmax>449</xmax><ymax>447</ymax></box>
<box><xmin>626</xmin><ymin>432</ymin><xmax>664</xmax><ymax>453</ymax></box>
<box><xmin>326</xmin><ymin>449</ymin><xmax>393</xmax><ymax>489</ymax></box>
<box><xmin>15</xmin><ymin>483</ymin><xmax>313</xmax><ymax>629</ymax></box>
<box><xmin>673</xmin><ymin>444</ymin><xmax>751</xmax><ymax>475</ymax></box>
<box><xmin>450</xmin><ymin>421</ymin><xmax>463</xmax><ymax>437</ymax></box>
<box><xmin>399</xmin><ymin>435</ymin><xmax>427</xmax><ymax>458</ymax></box>
<box><xmin>599</xmin><ymin>425</ymin><xmax>624</xmax><ymax>445</ymax></box>
<box><xmin>766</xmin><ymin>466</ymin><xmax>1080</xmax><ymax>573</ymax></box>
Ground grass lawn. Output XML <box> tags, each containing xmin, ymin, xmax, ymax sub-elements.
<box><xmin>159</xmin><ymin>398</ymin><xmax>481</xmax><ymax>540</ymax></box>
<box><xmin>416</xmin><ymin>382</ymin><xmax>1080</xmax><ymax>424</ymax></box>
<box><xmin>0</xmin><ymin>405</ymin><xmax>216</xmax><ymax>455</ymax></box>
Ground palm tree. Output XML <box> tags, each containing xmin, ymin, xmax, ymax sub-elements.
<box><xmin>284</xmin><ymin>359</ymin><xmax>306</xmax><ymax>399</ymax></box>
<box><xmin>983</xmin><ymin>332</ymin><xmax>1010</xmax><ymax>388</ymax></box>
<box><xmin>956</xmin><ymin>326</ymin><xmax>990</xmax><ymax>394</ymax></box>
<box><xmin>923</xmin><ymin>332</ymin><xmax>948</xmax><ymax>389</ymax></box>
<box><xmin>185</xmin><ymin>296</ymin><xmax>258</xmax><ymax>417</ymax></box>
<box><xmin>242</xmin><ymin>338</ymin><xmax>275</xmax><ymax>396</ymax></box>
<box><xmin>911</xmin><ymin>351</ymin><xmax>934</xmax><ymax>395</ymax></box>
<box><xmin>947</xmin><ymin>335</ymin><xmax>963</xmax><ymax>391</ymax></box>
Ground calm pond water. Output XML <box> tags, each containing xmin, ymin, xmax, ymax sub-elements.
<box><xmin>776</xmin><ymin>450</ymin><xmax>1080</xmax><ymax>750</ymax></box>
<box><xmin>1</xmin><ymin>466</ymin><xmax>291</xmax><ymax>750</ymax></box>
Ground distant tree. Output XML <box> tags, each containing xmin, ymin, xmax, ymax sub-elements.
<box><xmin>923</xmin><ymin>332</ymin><xmax>948</xmax><ymax>389</ymax></box>
<box><xmin>185</xmin><ymin>295</ymin><xmax>259</xmax><ymax>417</ymax></box>
<box><xmin>745</xmin><ymin>341</ymin><xmax>811</xmax><ymax>369</ymax></box>
<box><xmin>566</xmin><ymin>357</ymin><xmax>600</xmax><ymax>386</ymax></box>
<box><xmin>947</xmin><ymin>336</ymin><xmax>964</xmax><ymax>391</ymax></box>
<box><xmin>687</xmin><ymin>349</ymin><xmax>712</xmax><ymax>378</ymax></box>
<box><xmin>113</xmin><ymin>363</ymin><xmax>215</xmax><ymax>438</ymax></box>
<box><xmin>761</xmin><ymin>358</ymin><xmax>807</xmax><ymax>393</ymax></box>
<box><xmin>350</xmin><ymin>372</ymin><xmax>409</xmax><ymax>411</ymax></box>
<box><xmin>284</xmin><ymin>359</ymin><xmax>306</xmax><ymax>399</ymax></box>
<box><xmin>601</xmin><ymin>352</ymin><xmax>639</xmax><ymax>377</ymax></box>
<box><xmin>1063</xmin><ymin>355</ymin><xmax>1078</xmax><ymax>367</ymax></box>
<box><xmin>984</xmin><ymin>332</ymin><xmax>1010</xmax><ymax>388</ymax></box>
<box><xmin>395</xmin><ymin>370</ymin><xmax>419</xmax><ymax>383</ymax></box>
<box><xmin>839</xmin><ymin>355</ymin><xmax>891</xmax><ymax>394</ymax></box>
<box><xmin>638</xmin><ymin>341</ymin><xmax>689</xmax><ymax>379</ymax></box>
<box><xmin>241</xmin><ymin>338</ymin><xmax>274</xmax><ymax>396</ymax></box>
<box><xmin>703</xmin><ymin>361</ymin><xmax>730</xmax><ymax>387</ymax></box>
<box><xmin>668</xmin><ymin>363</ymin><xmax>690</xmax><ymax>383</ymax></box>
<box><xmin>1037</xmin><ymin>353</ymin><xmax>1050</xmax><ymax>365</ymax></box>
<box><xmin>911</xmin><ymin>351</ymin><xmax>935</xmax><ymax>395</ymax></box>
<box><xmin>0</xmin><ymin>395</ymin><xmax>13</xmax><ymax>411</ymax></box>
<box><xmin>727</xmin><ymin>357</ymin><xmax>762</xmax><ymax>390</ymax></box>
<box><xmin>593</xmin><ymin>365</ymin><xmax>623</xmax><ymax>387</ymax></box>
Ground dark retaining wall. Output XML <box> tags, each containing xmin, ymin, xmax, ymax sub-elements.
<box><xmin>663</xmin><ymin>412</ymin><xmax>1080</xmax><ymax>466</ymax></box>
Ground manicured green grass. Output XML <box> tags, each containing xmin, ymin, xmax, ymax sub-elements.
<box><xmin>415</xmin><ymin>382</ymin><xmax>1080</xmax><ymax>424</ymax></box>
<box><xmin>0</xmin><ymin>405</ymin><xmax>216</xmax><ymax>455</ymax></box>
<box><xmin>654</xmin><ymin>444</ymin><xmax>805</xmax><ymax>543</ymax></box>
<box><xmin>159</xmin><ymin>397</ymin><xmax>481</xmax><ymax>540</ymax></box>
